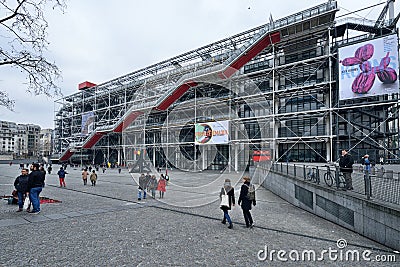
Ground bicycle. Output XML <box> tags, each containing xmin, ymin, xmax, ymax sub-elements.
<box><xmin>306</xmin><ymin>167</ymin><xmax>320</xmax><ymax>184</ymax></box>
<box><xmin>324</xmin><ymin>165</ymin><xmax>346</xmax><ymax>188</ymax></box>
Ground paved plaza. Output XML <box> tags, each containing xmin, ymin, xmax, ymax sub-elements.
<box><xmin>0</xmin><ymin>164</ymin><xmax>398</xmax><ymax>266</ymax></box>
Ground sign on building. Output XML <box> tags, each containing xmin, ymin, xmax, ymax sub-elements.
<box><xmin>195</xmin><ymin>120</ymin><xmax>229</xmax><ymax>145</ymax></box>
<box><xmin>338</xmin><ymin>34</ymin><xmax>399</xmax><ymax>100</ymax></box>
<box><xmin>81</xmin><ymin>111</ymin><xmax>95</xmax><ymax>136</ymax></box>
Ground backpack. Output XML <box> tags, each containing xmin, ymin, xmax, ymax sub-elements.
<box><xmin>246</xmin><ymin>184</ymin><xmax>256</xmax><ymax>201</ymax></box>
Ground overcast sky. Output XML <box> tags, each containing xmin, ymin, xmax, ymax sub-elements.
<box><xmin>0</xmin><ymin>0</ymin><xmax>398</xmax><ymax>129</ymax></box>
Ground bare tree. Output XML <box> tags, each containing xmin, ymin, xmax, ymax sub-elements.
<box><xmin>0</xmin><ymin>0</ymin><xmax>66</xmax><ymax>110</ymax></box>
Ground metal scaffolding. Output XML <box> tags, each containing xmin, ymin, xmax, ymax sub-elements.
<box><xmin>54</xmin><ymin>1</ymin><xmax>400</xmax><ymax>170</ymax></box>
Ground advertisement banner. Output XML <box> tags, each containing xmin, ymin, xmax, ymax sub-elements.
<box><xmin>338</xmin><ymin>34</ymin><xmax>399</xmax><ymax>100</ymax></box>
<box><xmin>81</xmin><ymin>111</ymin><xmax>95</xmax><ymax>136</ymax></box>
<box><xmin>195</xmin><ymin>120</ymin><xmax>229</xmax><ymax>144</ymax></box>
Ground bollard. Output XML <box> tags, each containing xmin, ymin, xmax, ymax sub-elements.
<box><xmin>294</xmin><ymin>164</ymin><xmax>296</xmax><ymax>177</ymax></box>
<box><xmin>335</xmin><ymin>166</ymin><xmax>340</xmax><ymax>189</ymax></box>
<box><xmin>286</xmin><ymin>162</ymin><xmax>289</xmax><ymax>175</ymax></box>
<box><xmin>316</xmin><ymin>166</ymin><xmax>320</xmax><ymax>184</ymax></box>
<box><xmin>303</xmin><ymin>165</ymin><xmax>306</xmax><ymax>180</ymax></box>
<box><xmin>364</xmin><ymin>171</ymin><xmax>371</xmax><ymax>200</ymax></box>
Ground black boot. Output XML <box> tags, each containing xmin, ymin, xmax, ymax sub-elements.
<box><xmin>221</xmin><ymin>218</ymin><xmax>226</xmax><ymax>224</ymax></box>
<box><xmin>228</xmin><ymin>223</ymin><xmax>233</xmax><ymax>229</ymax></box>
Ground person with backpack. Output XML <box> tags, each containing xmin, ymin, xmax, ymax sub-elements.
<box><xmin>57</xmin><ymin>167</ymin><xmax>67</xmax><ymax>187</ymax></box>
<box><xmin>90</xmin><ymin>170</ymin><xmax>98</xmax><ymax>186</ymax></box>
<box><xmin>219</xmin><ymin>178</ymin><xmax>235</xmax><ymax>229</ymax></box>
<box><xmin>13</xmin><ymin>168</ymin><xmax>30</xmax><ymax>212</ymax></box>
<box><xmin>238</xmin><ymin>176</ymin><xmax>256</xmax><ymax>228</ymax></box>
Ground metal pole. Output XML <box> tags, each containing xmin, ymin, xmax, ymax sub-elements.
<box><xmin>294</xmin><ymin>164</ymin><xmax>296</xmax><ymax>177</ymax></box>
<box><xmin>335</xmin><ymin>165</ymin><xmax>340</xmax><ymax>189</ymax></box>
<box><xmin>364</xmin><ymin>170</ymin><xmax>371</xmax><ymax>200</ymax></box>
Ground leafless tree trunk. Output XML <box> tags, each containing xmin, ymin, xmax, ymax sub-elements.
<box><xmin>0</xmin><ymin>0</ymin><xmax>66</xmax><ymax>110</ymax></box>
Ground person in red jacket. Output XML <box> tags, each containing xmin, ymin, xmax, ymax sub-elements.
<box><xmin>156</xmin><ymin>174</ymin><xmax>166</xmax><ymax>199</ymax></box>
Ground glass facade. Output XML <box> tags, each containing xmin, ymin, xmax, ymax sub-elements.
<box><xmin>54</xmin><ymin>1</ymin><xmax>399</xmax><ymax>169</ymax></box>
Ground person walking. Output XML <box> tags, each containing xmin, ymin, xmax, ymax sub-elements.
<box><xmin>82</xmin><ymin>169</ymin><xmax>89</xmax><ymax>185</ymax></box>
<box><xmin>47</xmin><ymin>165</ymin><xmax>52</xmax><ymax>174</ymax></box>
<box><xmin>219</xmin><ymin>178</ymin><xmax>235</xmax><ymax>229</ymax></box>
<box><xmin>57</xmin><ymin>167</ymin><xmax>67</xmax><ymax>187</ymax></box>
<box><xmin>27</xmin><ymin>163</ymin><xmax>45</xmax><ymax>214</ymax></box>
<box><xmin>339</xmin><ymin>149</ymin><xmax>354</xmax><ymax>190</ymax></box>
<box><xmin>238</xmin><ymin>176</ymin><xmax>256</xmax><ymax>228</ymax></box>
<box><xmin>157</xmin><ymin>174</ymin><xmax>166</xmax><ymax>198</ymax></box>
<box><xmin>138</xmin><ymin>173</ymin><xmax>147</xmax><ymax>200</ymax></box>
<box><xmin>90</xmin><ymin>170</ymin><xmax>98</xmax><ymax>186</ymax></box>
<box><xmin>147</xmin><ymin>175</ymin><xmax>158</xmax><ymax>199</ymax></box>
<box><xmin>13</xmin><ymin>168</ymin><xmax>30</xmax><ymax>212</ymax></box>
<box><xmin>39</xmin><ymin>165</ymin><xmax>46</xmax><ymax>187</ymax></box>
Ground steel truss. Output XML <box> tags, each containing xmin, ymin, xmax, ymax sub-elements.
<box><xmin>54</xmin><ymin>1</ymin><xmax>400</xmax><ymax>168</ymax></box>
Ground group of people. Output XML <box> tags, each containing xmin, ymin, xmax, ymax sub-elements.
<box><xmin>338</xmin><ymin>149</ymin><xmax>382</xmax><ymax>191</ymax></box>
<box><xmin>219</xmin><ymin>176</ymin><xmax>256</xmax><ymax>229</ymax></box>
<box><xmin>81</xmin><ymin>169</ymin><xmax>98</xmax><ymax>186</ymax></box>
<box><xmin>137</xmin><ymin>172</ymin><xmax>168</xmax><ymax>200</ymax></box>
<box><xmin>13</xmin><ymin>163</ymin><xmax>46</xmax><ymax>214</ymax></box>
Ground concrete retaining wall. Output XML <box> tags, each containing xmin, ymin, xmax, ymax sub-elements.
<box><xmin>252</xmin><ymin>167</ymin><xmax>400</xmax><ymax>250</ymax></box>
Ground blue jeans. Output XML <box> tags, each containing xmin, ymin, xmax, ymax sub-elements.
<box><xmin>138</xmin><ymin>189</ymin><xmax>146</xmax><ymax>199</ymax></box>
<box><xmin>29</xmin><ymin>187</ymin><xmax>42</xmax><ymax>212</ymax></box>
<box><xmin>17</xmin><ymin>191</ymin><xmax>27</xmax><ymax>209</ymax></box>
<box><xmin>223</xmin><ymin>210</ymin><xmax>232</xmax><ymax>224</ymax></box>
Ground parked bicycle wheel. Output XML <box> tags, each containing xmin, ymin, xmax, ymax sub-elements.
<box><xmin>324</xmin><ymin>172</ymin><xmax>333</xmax><ymax>187</ymax></box>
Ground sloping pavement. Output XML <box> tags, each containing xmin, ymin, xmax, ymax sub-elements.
<box><xmin>0</xmin><ymin>164</ymin><xmax>398</xmax><ymax>266</ymax></box>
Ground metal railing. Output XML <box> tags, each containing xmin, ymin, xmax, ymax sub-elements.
<box><xmin>266</xmin><ymin>162</ymin><xmax>400</xmax><ymax>206</ymax></box>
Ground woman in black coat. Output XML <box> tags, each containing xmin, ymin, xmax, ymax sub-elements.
<box><xmin>238</xmin><ymin>176</ymin><xmax>256</xmax><ymax>228</ymax></box>
<box><xmin>219</xmin><ymin>179</ymin><xmax>235</xmax><ymax>229</ymax></box>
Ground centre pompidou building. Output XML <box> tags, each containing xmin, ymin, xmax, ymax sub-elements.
<box><xmin>54</xmin><ymin>1</ymin><xmax>399</xmax><ymax>170</ymax></box>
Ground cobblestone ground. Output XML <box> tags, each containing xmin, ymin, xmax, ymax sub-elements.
<box><xmin>0</xmin><ymin>164</ymin><xmax>398</xmax><ymax>266</ymax></box>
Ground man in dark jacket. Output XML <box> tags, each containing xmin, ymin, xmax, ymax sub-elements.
<box><xmin>339</xmin><ymin>149</ymin><xmax>354</xmax><ymax>190</ymax></box>
<box><xmin>27</xmin><ymin>163</ymin><xmax>45</xmax><ymax>214</ymax></box>
<box><xmin>14</xmin><ymin>168</ymin><xmax>30</xmax><ymax>212</ymax></box>
<box><xmin>238</xmin><ymin>176</ymin><xmax>256</xmax><ymax>228</ymax></box>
